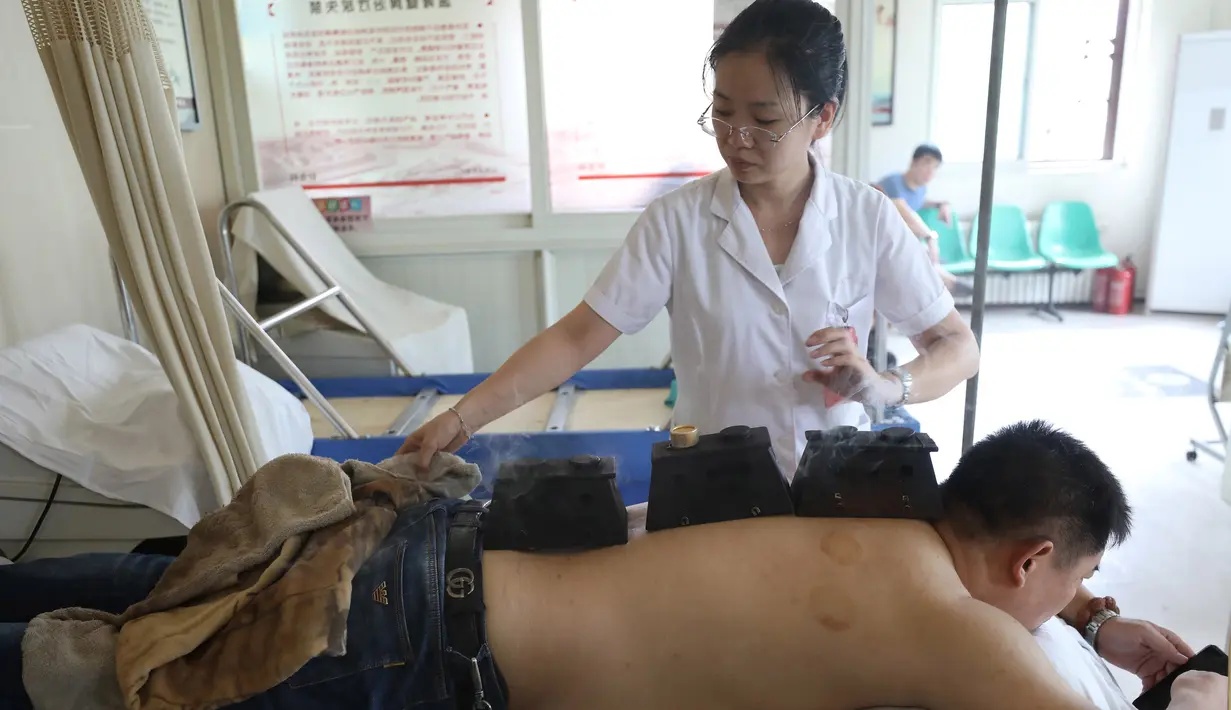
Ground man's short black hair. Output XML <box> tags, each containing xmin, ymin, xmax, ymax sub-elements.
<box><xmin>940</xmin><ymin>420</ymin><xmax>1132</xmax><ymax>566</ymax></box>
<box><xmin>912</xmin><ymin>144</ymin><xmax>943</xmax><ymax>163</ymax></box>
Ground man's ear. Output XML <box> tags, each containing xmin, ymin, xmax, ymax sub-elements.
<box><xmin>1007</xmin><ymin>539</ymin><xmax>1055</xmax><ymax>588</ymax></box>
<box><xmin>812</xmin><ymin>102</ymin><xmax>837</xmax><ymax>140</ymax></box>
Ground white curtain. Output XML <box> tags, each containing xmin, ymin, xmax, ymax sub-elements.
<box><xmin>20</xmin><ymin>0</ymin><xmax>264</xmax><ymax>507</ymax></box>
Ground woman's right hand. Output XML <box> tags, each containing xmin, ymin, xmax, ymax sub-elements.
<box><xmin>1167</xmin><ymin>671</ymin><xmax>1227</xmax><ymax>710</ymax></box>
<box><xmin>396</xmin><ymin>409</ymin><xmax>471</xmax><ymax>469</ymax></box>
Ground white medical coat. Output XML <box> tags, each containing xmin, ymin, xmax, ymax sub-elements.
<box><xmin>584</xmin><ymin>161</ymin><xmax>955</xmax><ymax>477</ymax></box>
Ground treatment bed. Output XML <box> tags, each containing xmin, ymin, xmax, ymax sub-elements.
<box><xmin>288</xmin><ymin>367</ymin><xmax>922</xmax><ymax>506</ymax></box>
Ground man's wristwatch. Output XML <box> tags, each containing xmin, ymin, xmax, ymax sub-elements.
<box><xmin>1084</xmin><ymin>608</ymin><xmax>1119</xmax><ymax>649</ymax></box>
<box><xmin>885</xmin><ymin>367</ymin><xmax>912</xmax><ymax>407</ymax></box>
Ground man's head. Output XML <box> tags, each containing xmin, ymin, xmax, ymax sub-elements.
<box><xmin>907</xmin><ymin>144</ymin><xmax>943</xmax><ymax>185</ymax></box>
<box><xmin>938</xmin><ymin>420</ymin><xmax>1132</xmax><ymax>630</ymax></box>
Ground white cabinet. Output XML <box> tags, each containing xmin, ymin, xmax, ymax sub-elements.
<box><xmin>1148</xmin><ymin>31</ymin><xmax>1231</xmax><ymax>315</ymax></box>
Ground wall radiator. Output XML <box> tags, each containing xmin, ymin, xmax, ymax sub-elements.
<box><xmin>950</xmin><ymin>269</ymin><xmax>1096</xmax><ymax>307</ymax></box>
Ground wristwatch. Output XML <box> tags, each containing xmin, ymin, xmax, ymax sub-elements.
<box><xmin>1084</xmin><ymin>608</ymin><xmax>1119</xmax><ymax>649</ymax></box>
<box><xmin>886</xmin><ymin>367</ymin><xmax>912</xmax><ymax>407</ymax></box>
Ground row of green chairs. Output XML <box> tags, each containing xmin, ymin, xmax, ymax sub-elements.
<box><xmin>919</xmin><ymin>202</ymin><xmax>1120</xmax><ymax>321</ymax></box>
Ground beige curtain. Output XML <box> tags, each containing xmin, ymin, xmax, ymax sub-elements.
<box><xmin>20</xmin><ymin>0</ymin><xmax>264</xmax><ymax>508</ymax></box>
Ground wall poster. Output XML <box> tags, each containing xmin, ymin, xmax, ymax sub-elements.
<box><xmin>540</xmin><ymin>0</ymin><xmax>721</xmax><ymax>213</ymax></box>
<box><xmin>144</xmin><ymin>0</ymin><xmax>201</xmax><ymax>131</ymax></box>
<box><xmin>236</xmin><ymin>0</ymin><xmax>532</xmax><ymax>219</ymax></box>
<box><xmin>871</xmin><ymin>0</ymin><xmax>897</xmax><ymax>127</ymax></box>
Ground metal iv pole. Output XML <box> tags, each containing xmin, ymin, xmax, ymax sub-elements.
<box><xmin>961</xmin><ymin>0</ymin><xmax>1010</xmax><ymax>452</ymax></box>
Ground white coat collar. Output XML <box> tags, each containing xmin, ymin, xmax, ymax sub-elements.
<box><xmin>709</xmin><ymin>152</ymin><xmax>836</xmax><ymax>300</ymax></box>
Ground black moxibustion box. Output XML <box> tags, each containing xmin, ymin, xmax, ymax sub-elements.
<box><xmin>791</xmin><ymin>426</ymin><xmax>943</xmax><ymax>521</ymax></box>
<box><xmin>483</xmin><ymin>455</ymin><xmax>629</xmax><ymax>551</ymax></box>
<box><xmin>645</xmin><ymin>424</ymin><xmax>794</xmax><ymax>532</ymax></box>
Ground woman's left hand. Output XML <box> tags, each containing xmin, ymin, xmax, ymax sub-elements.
<box><xmin>803</xmin><ymin>327</ymin><xmax>898</xmax><ymax>406</ymax></box>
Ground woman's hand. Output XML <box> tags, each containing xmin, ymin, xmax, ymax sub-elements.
<box><xmin>803</xmin><ymin>327</ymin><xmax>899</xmax><ymax>406</ymax></box>
<box><xmin>396</xmin><ymin>409</ymin><xmax>471</xmax><ymax>470</ymax></box>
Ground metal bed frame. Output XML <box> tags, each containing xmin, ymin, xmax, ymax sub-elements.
<box><xmin>1187</xmin><ymin>302</ymin><xmax>1230</xmax><ymax>464</ymax></box>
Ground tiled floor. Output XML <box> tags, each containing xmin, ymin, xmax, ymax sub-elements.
<box><xmin>885</xmin><ymin>306</ymin><xmax>1231</xmax><ymax>695</ymax></box>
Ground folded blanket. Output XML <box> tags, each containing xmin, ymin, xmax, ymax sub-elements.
<box><xmin>22</xmin><ymin>452</ymin><xmax>480</xmax><ymax>710</ymax></box>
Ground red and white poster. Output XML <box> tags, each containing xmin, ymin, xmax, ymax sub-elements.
<box><xmin>540</xmin><ymin>0</ymin><xmax>723</xmax><ymax>213</ymax></box>
<box><xmin>238</xmin><ymin>0</ymin><xmax>531</xmax><ymax>218</ymax></box>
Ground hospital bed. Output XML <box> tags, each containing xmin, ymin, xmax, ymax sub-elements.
<box><xmin>0</xmin><ymin>441</ymin><xmax>186</xmax><ymax>560</ymax></box>
<box><xmin>284</xmin><ymin>368</ymin><xmax>923</xmax><ymax>506</ymax></box>
<box><xmin>0</xmin><ymin>325</ymin><xmax>314</xmax><ymax>561</ymax></box>
<box><xmin>212</xmin><ymin>186</ymin><xmax>923</xmax><ymax>504</ymax></box>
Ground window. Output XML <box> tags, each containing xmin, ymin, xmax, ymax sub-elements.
<box><xmin>235</xmin><ymin>0</ymin><xmax>532</xmax><ymax>219</ymax></box>
<box><xmin>933</xmin><ymin>0</ymin><xmax>1130</xmax><ymax>163</ymax></box>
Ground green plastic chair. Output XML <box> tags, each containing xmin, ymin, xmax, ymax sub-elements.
<box><xmin>969</xmin><ymin>205</ymin><xmax>1048</xmax><ymax>272</ymax></box>
<box><xmin>1037</xmin><ymin>201</ymin><xmax>1119</xmax><ymax>270</ymax></box>
<box><xmin>918</xmin><ymin>208</ymin><xmax>975</xmax><ymax>275</ymax></box>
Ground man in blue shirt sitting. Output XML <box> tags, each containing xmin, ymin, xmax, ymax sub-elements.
<box><xmin>875</xmin><ymin>144</ymin><xmax>965</xmax><ymax>295</ymax></box>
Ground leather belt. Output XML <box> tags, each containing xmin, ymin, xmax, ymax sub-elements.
<box><xmin>444</xmin><ymin>500</ymin><xmax>492</xmax><ymax>710</ymax></box>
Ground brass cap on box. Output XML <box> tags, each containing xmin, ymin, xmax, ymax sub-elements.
<box><xmin>670</xmin><ymin>424</ymin><xmax>699</xmax><ymax>448</ymax></box>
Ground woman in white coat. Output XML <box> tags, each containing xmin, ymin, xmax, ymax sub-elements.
<box><xmin>400</xmin><ymin>0</ymin><xmax>980</xmax><ymax>475</ymax></box>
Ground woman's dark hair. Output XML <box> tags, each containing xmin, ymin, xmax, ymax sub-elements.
<box><xmin>706</xmin><ymin>0</ymin><xmax>848</xmax><ymax>123</ymax></box>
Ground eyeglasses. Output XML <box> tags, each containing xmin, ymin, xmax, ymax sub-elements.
<box><xmin>697</xmin><ymin>103</ymin><xmax>820</xmax><ymax>148</ymax></box>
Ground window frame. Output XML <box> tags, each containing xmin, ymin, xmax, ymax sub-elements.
<box><xmin>201</xmin><ymin>0</ymin><xmax>864</xmax><ymax>259</ymax></box>
<box><xmin>929</xmin><ymin>0</ymin><xmax>1131</xmax><ymax>166</ymax></box>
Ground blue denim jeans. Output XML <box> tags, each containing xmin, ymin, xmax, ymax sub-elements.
<box><xmin>0</xmin><ymin>498</ymin><xmax>508</xmax><ymax>710</ymax></box>
<box><xmin>0</xmin><ymin>552</ymin><xmax>174</xmax><ymax>710</ymax></box>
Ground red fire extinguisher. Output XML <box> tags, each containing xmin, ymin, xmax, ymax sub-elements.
<box><xmin>1092</xmin><ymin>268</ymin><xmax>1113</xmax><ymax>312</ymax></box>
<box><xmin>1105</xmin><ymin>257</ymin><xmax>1136</xmax><ymax>316</ymax></box>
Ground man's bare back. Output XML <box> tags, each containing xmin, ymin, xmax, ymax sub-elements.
<box><xmin>483</xmin><ymin>515</ymin><xmax>1093</xmax><ymax>710</ymax></box>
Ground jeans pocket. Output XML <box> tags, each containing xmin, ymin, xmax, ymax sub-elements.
<box><xmin>286</xmin><ymin>540</ymin><xmax>414</xmax><ymax>688</ymax></box>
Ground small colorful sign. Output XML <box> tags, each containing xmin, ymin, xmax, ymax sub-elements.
<box><xmin>313</xmin><ymin>195</ymin><xmax>373</xmax><ymax>234</ymax></box>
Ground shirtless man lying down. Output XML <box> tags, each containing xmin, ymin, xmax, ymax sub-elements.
<box><xmin>1</xmin><ymin>420</ymin><xmax>1224</xmax><ymax>710</ymax></box>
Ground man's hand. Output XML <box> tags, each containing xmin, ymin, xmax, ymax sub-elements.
<box><xmin>1167</xmin><ymin>671</ymin><xmax>1227</xmax><ymax>710</ymax></box>
<box><xmin>938</xmin><ymin>202</ymin><xmax>953</xmax><ymax>225</ymax></box>
<box><xmin>1097</xmin><ymin>617</ymin><xmax>1195</xmax><ymax>689</ymax></box>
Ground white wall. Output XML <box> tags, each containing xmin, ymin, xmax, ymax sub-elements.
<box><xmin>0</xmin><ymin>1</ymin><xmax>121</xmax><ymax>348</ymax></box>
<box><xmin>868</xmin><ymin>0</ymin><xmax>1221</xmax><ymax>296</ymax></box>
<box><xmin>1215</xmin><ymin>1</ymin><xmax>1231</xmax><ymax>29</ymax></box>
<box><xmin>0</xmin><ymin>0</ymin><xmax>228</xmax><ymax>350</ymax></box>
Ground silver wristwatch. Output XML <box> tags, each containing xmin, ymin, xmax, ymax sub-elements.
<box><xmin>1084</xmin><ymin>608</ymin><xmax>1119</xmax><ymax>648</ymax></box>
<box><xmin>886</xmin><ymin>367</ymin><xmax>912</xmax><ymax>407</ymax></box>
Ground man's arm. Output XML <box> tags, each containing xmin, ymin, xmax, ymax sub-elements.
<box><xmin>1058</xmin><ymin>584</ymin><xmax>1193</xmax><ymax>685</ymax></box>
<box><xmin>887</xmin><ymin>197</ymin><xmax>936</xmax><ymax>241</ymax></box>
<box><xmin>1059</xmin><ymin>584</ymin><xmax>1099</xmax><ymax>630</ymax></box>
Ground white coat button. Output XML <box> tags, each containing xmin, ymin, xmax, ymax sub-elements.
<box><xmin>773</xmin><ymin>303</ymin><xmax>786</xmax><ymax>316</ymax></box>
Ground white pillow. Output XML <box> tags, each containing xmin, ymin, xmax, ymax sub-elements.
<box><xmin>0</xmin><ymin>324</ymin><xmax>313</xmax><ymax>527</ymax></box>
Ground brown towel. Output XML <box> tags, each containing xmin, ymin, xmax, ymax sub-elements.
<box><xmin>21</xmin><ymin>451</ymin><xmax>480</xmax><ymax>710</ymax></box>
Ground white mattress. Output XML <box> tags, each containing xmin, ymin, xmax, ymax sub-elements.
<box><xmin>0</xmin><ymin>325</ymin><xmax>315</xmax><ymax>529</ymax></box>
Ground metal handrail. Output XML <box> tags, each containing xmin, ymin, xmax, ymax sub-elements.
<box><xmin>216</xmin><ymin>197</ymin><xmax>417</xmax><ymax>378</ymax></box>
<box><xmin>218</xmin><ymin>281</ymin><xmax>359</xmax><ymax>439</ymax></box>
